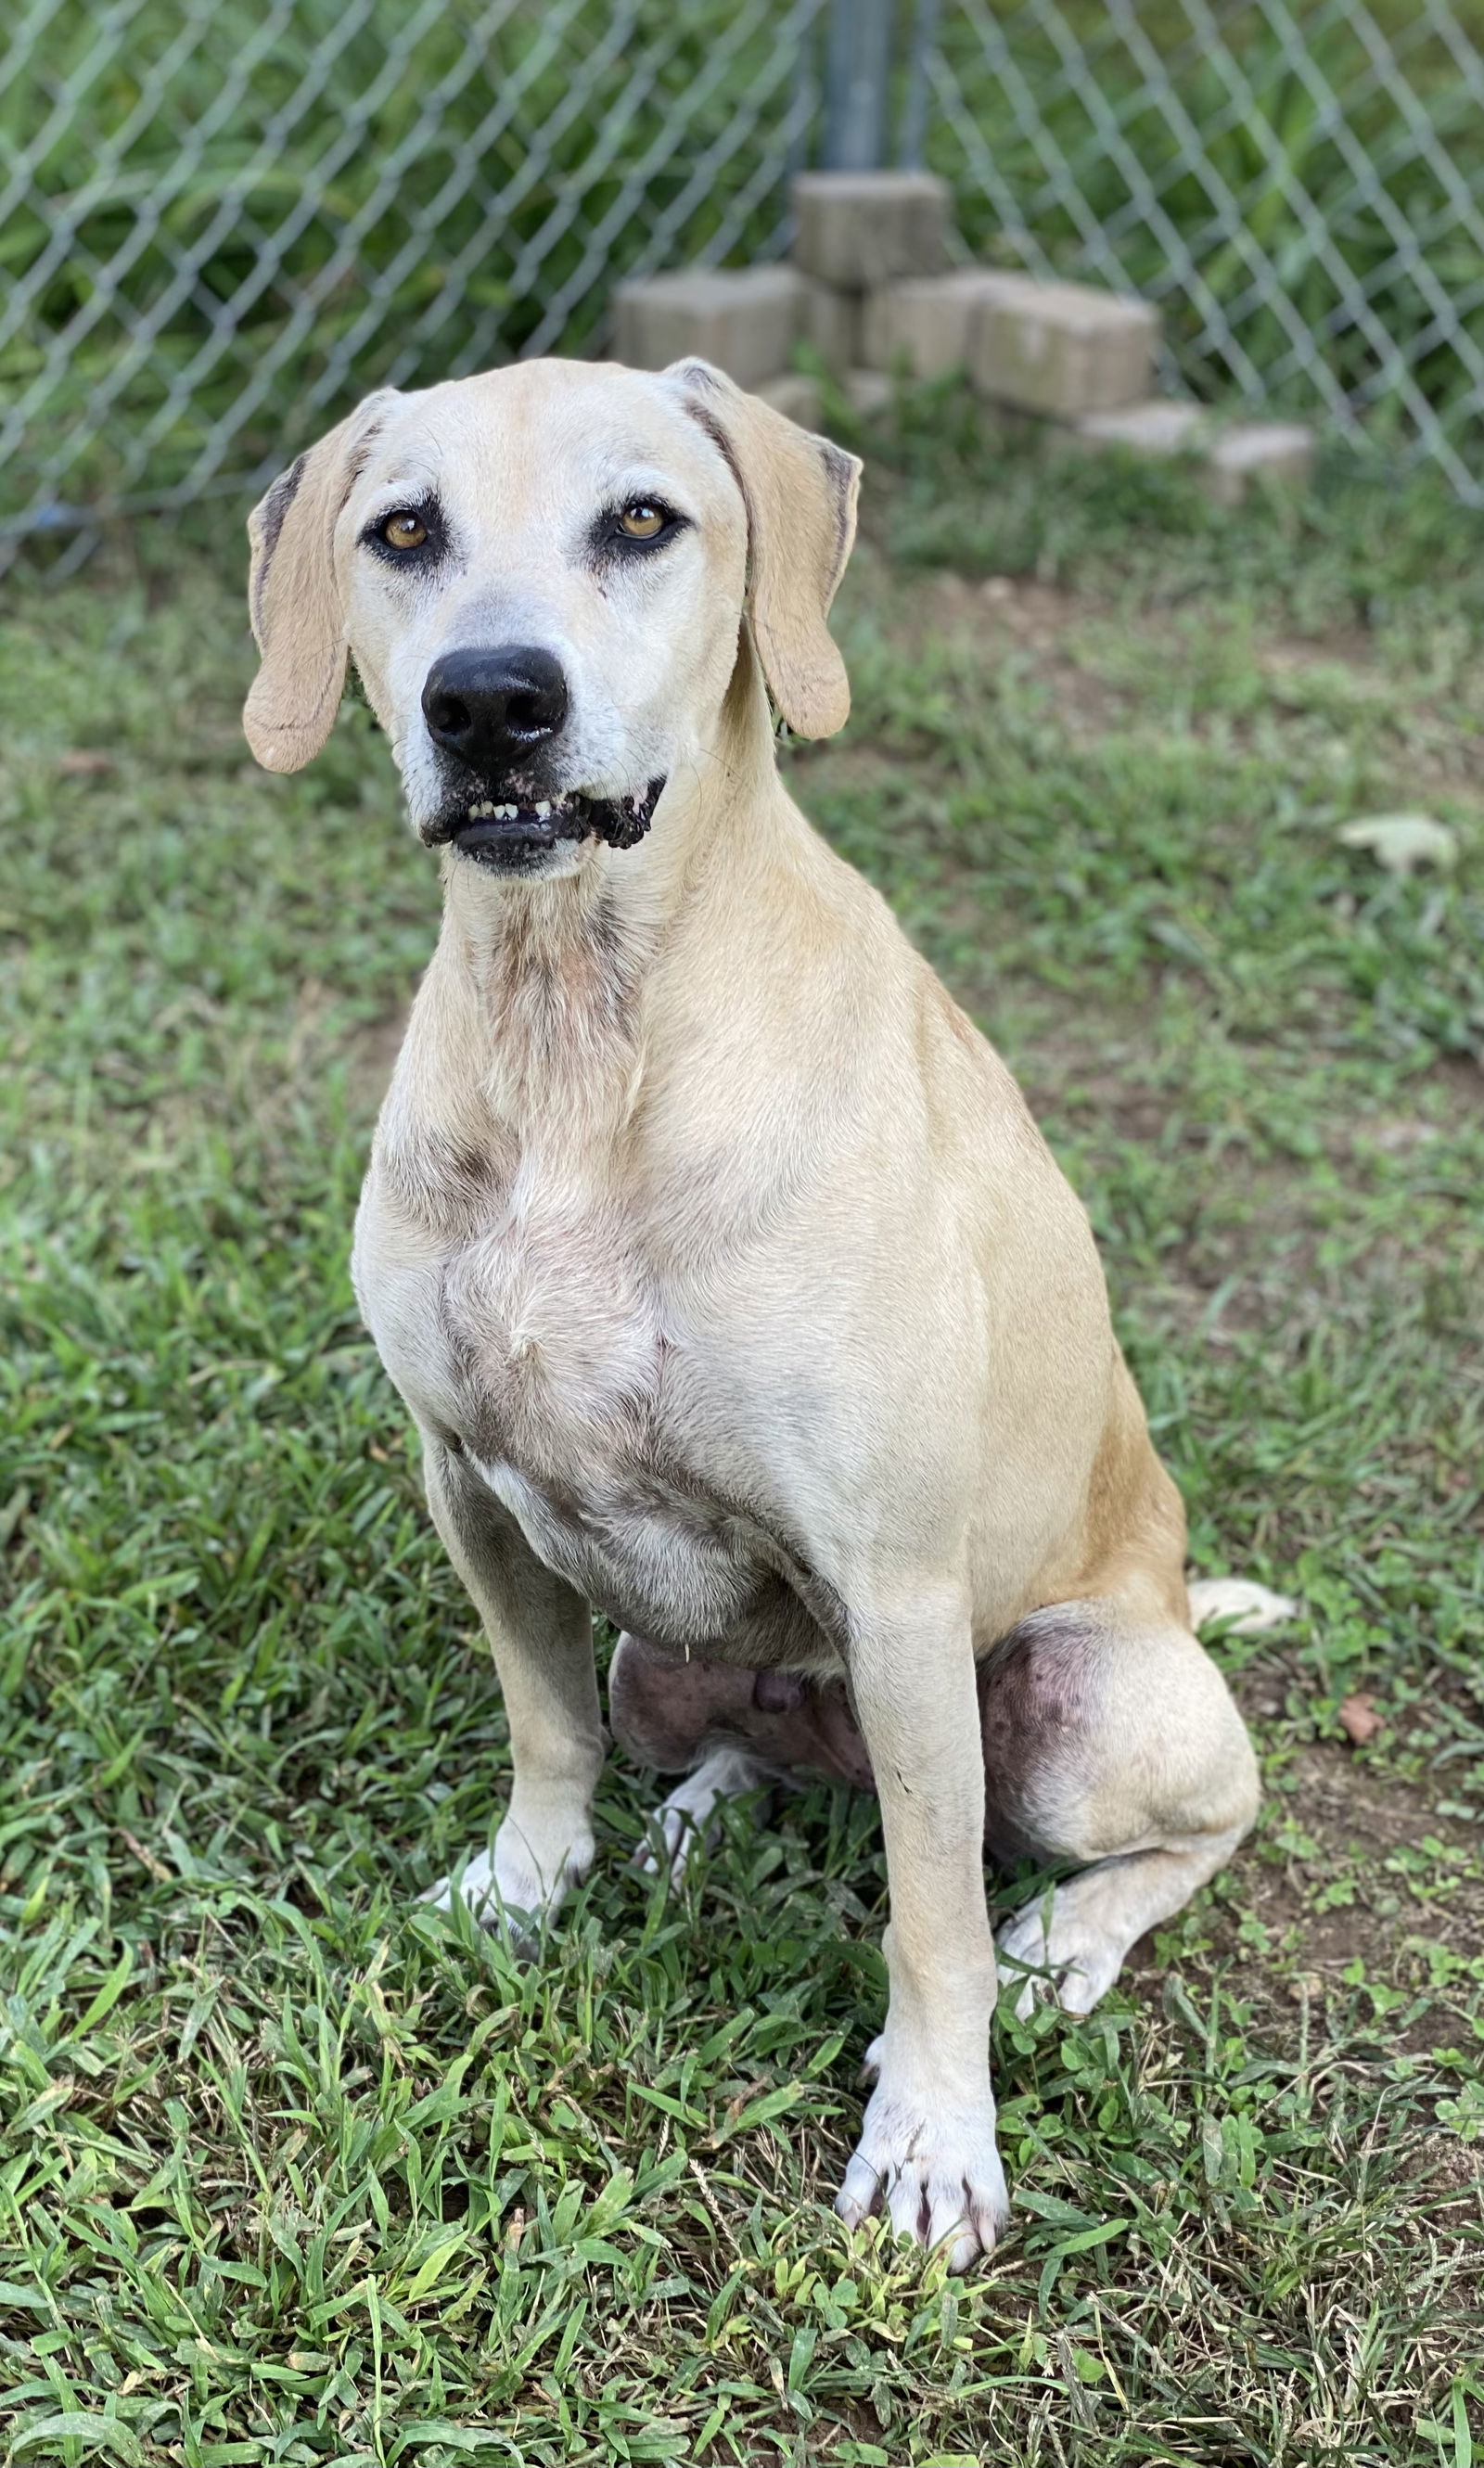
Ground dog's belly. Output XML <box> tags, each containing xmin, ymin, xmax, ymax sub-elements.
<box><xmin>466</xmin><ymin>1447</ymin><xmax>832</xmax><ymax>1669</ymax></box>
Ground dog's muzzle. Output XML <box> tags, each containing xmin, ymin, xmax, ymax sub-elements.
<box><xmin>416</xmin><ymin>642</ymin><xmax>665</xmax><ymax>872</ymax></box>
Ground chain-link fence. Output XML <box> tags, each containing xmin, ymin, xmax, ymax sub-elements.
<box><xmin>924</xmin><ymin>0</ymin><xmax>1484</xmax><ymax>504</ymax></box>
<box><xmin>5</xmin><ymin>0</ymin><xmax>1484</xmax><ymax>556</ymax></box>
<box><xmin>0</xmin><ymin>0</ymin><xmax>827</xmax><ymax>556</ymax></box>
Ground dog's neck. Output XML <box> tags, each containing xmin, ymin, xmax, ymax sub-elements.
<box><xmin>431</xmin><ymin>634</ymin><xmax>781</xmax><ymax>1163</ymax></box>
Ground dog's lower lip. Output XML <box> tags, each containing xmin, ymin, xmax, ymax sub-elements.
<box><xmin>455</xmin><ymin>792</ymin><xmax>588</xmax><ymax>850</ymax></box>
<box><xmin>445</xmin><ymin>776</ymin><xmax>666</xmax><ymax>864</ymax></box>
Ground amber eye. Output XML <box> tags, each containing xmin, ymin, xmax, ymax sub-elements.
<box><xmin>617</xmin><ymin>503</ymin><xmax>665</xmax><ymax>540</ymax></box>
<box><xmin>381</xmin><ymin>510</ymin><xmax>428</xmax><ymax>550</ymax></box>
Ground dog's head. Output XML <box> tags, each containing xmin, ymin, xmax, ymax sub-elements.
<box><xmin>244</xmin><ymin>358</ymin><xmax>861</xmax><ymax>879</ymax></box>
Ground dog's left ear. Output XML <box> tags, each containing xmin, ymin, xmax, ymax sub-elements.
<box><xmin>664</xmin><ymin>359</ymin><xmax>862</xmax><ymax>738</ymax></box>
<box><xmin>244</xmin><ymin>390</ymin><xmax>394</xmax><ymax>773</ymax></box>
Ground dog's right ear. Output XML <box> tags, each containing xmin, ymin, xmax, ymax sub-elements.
<box><xmin>244</xmin><ymin>392</ymin><xmax>393</xmax><ymax>773</ymax></box>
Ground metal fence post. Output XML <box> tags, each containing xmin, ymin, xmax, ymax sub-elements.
<box><xmin>822</xmin><ymin>0</ymin><xmax>895</xmax><ymax>171</ymax></box>
<box><xmin>898</xmin><ymin>0</ymin><xmax>940</xmax><ymax>168</ymax></box>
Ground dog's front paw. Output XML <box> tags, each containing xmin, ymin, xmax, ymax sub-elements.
<box><xmin>835</xmin><ymin>2076</ymin><xmax>1009</xmax><ymax>2272</ymax></box>
<box><xmin>426</xmin><ymin>1809</ymin><xmax>594</xmax><ymax>1935</ymax></box>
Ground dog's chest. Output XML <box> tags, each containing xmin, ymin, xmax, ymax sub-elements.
<box><xmin>365</xmin><ymin>1175</ymin><xmax>811</xmax><ymax>1657</ymax></box>
<box><xmin>441</xmin><ymin>1189</ymin><xmax>659</xmax><ymax>1470</ymax></box>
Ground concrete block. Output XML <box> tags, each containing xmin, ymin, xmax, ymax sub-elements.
<box><xmin>800</xmin><ymin>276</ymin><xmax>862</xmax><ymax>372</ymax></box>
<box><xmin>792</xmin><ymin>171</ymin><xmax>949</xmax><ymax>288</ymax></box>
<box><xmin>1204</xmin><ymin>420</ymin><xmax>1315</xmax><ymax>506</ymax></box>
<box><xmin>612</xmin><ymin>263</ymin><xmax>806</xmax><ymax>389</ymax></box>
<box><xmin>1064</xmin><ymin>401</ymin><xmax>1315</xmax><ymax>507</ymax></box>
<box><xmin>862</xmin><ymin>270</ymin><xmax>1010</xmax><ymax>377</ymax></box>
<box><xmin>1068</xmin><ymin>399</ymin><xmax>1209</xmax><ymax>458</ymax></box>
<box><xmin>969</xmin><ymin>274</ymin><xmax>1158</xmax><ymax>416</ymax></box>
<box><xmin>753</xmin><ymin>370</ymin><xmax>824</xmax><ymax>429</ymax></box>
<box><xmin>842</xmin><ymin>368</ymin><xmax>895</xmax><ymax>418</ymax></box>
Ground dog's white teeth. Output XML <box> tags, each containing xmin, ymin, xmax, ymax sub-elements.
<box><xmin>462</xmin><ymin>796</ymin><xmax>569</xmax><ymax>826</ymax></box>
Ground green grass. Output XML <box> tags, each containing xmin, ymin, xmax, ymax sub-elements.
<box><xmin>2</xmin><ymin>413</ymin><xmax>1482</xmax><ymax>2463</ymax></box>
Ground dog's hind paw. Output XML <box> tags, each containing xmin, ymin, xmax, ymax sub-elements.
<box><xmin>635</xmin><ymin>1745</ymin><xmax>773</xmax><ymax>1880</ymax></box>
<box><xmin>997</xmin><ymin>1885</ymin><xmax>1127</xmax><ymax>2021</ymax></box>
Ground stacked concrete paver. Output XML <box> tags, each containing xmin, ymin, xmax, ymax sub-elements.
<box><xmin>612</xmin><ymin>173</ymin><xmax>1313</xmax><ymax>506</ymax></box>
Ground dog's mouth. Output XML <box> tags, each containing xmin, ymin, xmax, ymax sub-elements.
<box><xmin>425</xmin><ymin>777</ymin><xmax>667</xmax><ymax>872</ymax></box>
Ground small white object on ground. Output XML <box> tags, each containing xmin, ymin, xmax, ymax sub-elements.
<box><xmin>1203</xmin><ymin>419</ymin><xmax>1314</xmax><ymax>505</ymax></box>
<box><xmin>1337</xmin><ymin>814</ymin><xmax>1459</xmax><ymax>876</ymax></box>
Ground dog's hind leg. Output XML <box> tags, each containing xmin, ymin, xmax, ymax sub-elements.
<box><xmin>983</xmin><ymin>1595</ymin><xmax>1262</xmax><ymax>2019</ymax></box>
<box><xmin>608</xmin><ymin>1633</ymin><xmax>773</xmax><ymax>1874</ymax></box>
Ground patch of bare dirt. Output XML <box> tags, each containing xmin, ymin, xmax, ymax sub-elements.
<box><xmin>859</xmin><ymin>556</ymin><xmax>1131</xmax><ymax>745</ymax></box>
<box><xmin>1436</xmin><ymin>1053</ymin><xmax>1484</xmax><ymax>1112</ymax></box>
<box><xmin>1405</xmin><ymin>2131</ymin><xmax>1484</xmax><ymax>2193</ymax></box>
<box><xmin>1223</xmin><ymin>1714</ymin><xmax>1484</xmax><ymax>1997</ymax></box>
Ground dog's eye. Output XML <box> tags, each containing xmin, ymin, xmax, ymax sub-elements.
<box><xmin>382</xmin><ymin>510</ymin><xmax>428</xmax><ymax>550</ymax></box>
<box><xmin>617</xmin><ymin>503</ymin><xmax>666</xmax><ymax>540</ymax></box>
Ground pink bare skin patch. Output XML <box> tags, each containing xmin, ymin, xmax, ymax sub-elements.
<box><xmin>608</xmin><ymin>1618</ymin><xmax>1104</xmax><ymax>1826</ymax></box>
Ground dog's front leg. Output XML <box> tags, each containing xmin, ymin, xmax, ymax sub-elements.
<box><xmin>424</xmin><ymin>1440</ymin><xmax>604</xmax><ymax>1931</ymax></box>
<box><xmin>837</xmin><ymin>1586</ymin><xmax>1008</xmax><ymax>2270</ymax></box>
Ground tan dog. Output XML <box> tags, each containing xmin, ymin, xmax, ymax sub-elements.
<box><xmin>244</xmin><ymin>357</ymin><xmax>1290</xmax><ymax>2270</ymax></box>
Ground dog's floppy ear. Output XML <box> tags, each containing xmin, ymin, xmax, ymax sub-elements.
<box><xmin>664</xmin><ymin>359</ymin><xmax>861</xmax><ymax>738</ymax></box>
<box><xmin>244</xmin><ymin>391</ymin><xmax>393</xmax><ymax>773</ymax></box>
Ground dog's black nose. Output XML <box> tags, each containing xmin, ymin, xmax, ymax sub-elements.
<box><xmin>421</xmin><ymin>646</ymin><xmax>569</xmax><ymax>773</ymax></box>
